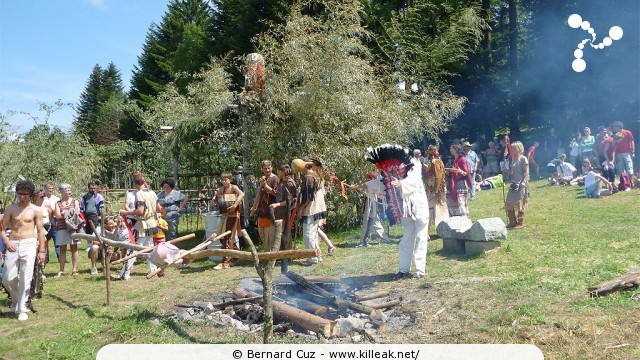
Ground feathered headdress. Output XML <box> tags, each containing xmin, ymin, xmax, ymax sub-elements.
<box><xmin>366</xmin><ymin>144</ymin><xmax>414</xmax><ymax>225</ymax></box>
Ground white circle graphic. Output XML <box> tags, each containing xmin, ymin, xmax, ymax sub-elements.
<box><xmin>574</xmin><ymin>49</ymin><xmax>583</xmax><ymax>59</ymax></box>
<box><xmin>598</xmin><ymin>43</ymin><xmax>605</xmax><ymax>49</ymax></box>
<box><xmin>568</xmin><ymin>14</ymin><xmax>582</xmax><ymax>28</ymax></box>
<box><xmin>609</xmin><ymin>26</ymin><xmax>623</xmax><ymax>40</ymax></box>
<box><xmin>603</xmin><ymin>37</ymin><xmax>613</xmax><ymax>46</ymax></box>
<box><xmin>572</xmin><ymin>59</ymin><xmax>586</xmax><ymax>72</ymax></box>
<box><xmin>581</xmin><ymin>21</ymin><xmax>590</xmax><ymax>30</ymax></box>
<box><xmin>588</xmin><ymin>28</ymin><xmax>594</xmax><ymax>34</ymax></box>
<box><xmin>578</xmin><ymin>43</ymin><xmax>584</xmax><ymax>49</ymax></box>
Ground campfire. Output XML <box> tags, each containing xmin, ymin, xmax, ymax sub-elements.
<box><xmin>173</xmin><ymin>271</ymin><xmax>405</xmax><ymax>341</ymax></box>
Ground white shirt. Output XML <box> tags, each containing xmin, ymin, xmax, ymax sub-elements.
<box><xmin>584</xmin><ymin>171</ymin><xmax>599</xmax><ymax>188</ymax></box>
<box><xmin>43</xmin><ymin>194</ymin><xmax>60</xmax><ymax>212</ymax></box>
<box><xmin>558</xmin><ymin>162</ymin><xmax>576</xmax><ymax>178</ymax></box>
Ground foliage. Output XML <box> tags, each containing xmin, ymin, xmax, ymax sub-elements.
<box><xmin>249</xmin><ymin>0</ymin><xmax>465</xmax><ymax>181</ymax></box>
<box><xmin>0</xmin><ymin>124</ymin><xmax>102</xmax><ymax>192</ymax></box>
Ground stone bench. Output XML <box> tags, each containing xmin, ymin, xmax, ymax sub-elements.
<box><xmin>436</xmin><ymin>217</ymin><xmax>507</xmax><ymax>256</ymax></box>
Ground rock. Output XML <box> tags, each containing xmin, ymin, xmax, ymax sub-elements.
<box><xmin>176</xmin><ymin>309</ymin><xmax>192</xmax><ymax>321</ymax></box>
<box><xmin>465</xmin><ymin>217</ymin><xmax>507</xmax><ymax>241</ymax></box>
<box><xmin>436</xmin><ymin>217</ymin><xmax>473</xmax><ymax>239</ymax></box>
<box><xmin>336</xmin><ymin>317</ymin><xmax>366</xmax><ymax>337</ymax></box>
<box><xmin>351</xmin><ymin>335</ymin><xmax>362</xmax><ymax>343</ymax></box>
<box><xmin>442</xmin><ymin>238</ymin><xmax>465</xmax><ymax>254</ymax></box>
<box><xmin>465</xmin><ymin>240</ymin><xmax>501</xmax><ymax>256</ymax></box>
<box><xmin>149</xmin><ymin>318</ymin><xmax>161</xmax><ymax>326</ymax></box>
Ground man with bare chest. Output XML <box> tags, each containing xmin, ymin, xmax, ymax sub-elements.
<box><xmin>1</xmin><ymin>180</ymin><xmax>46</xmax><ymax>321</ymax></box>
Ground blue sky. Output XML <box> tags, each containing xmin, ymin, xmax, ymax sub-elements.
<box><xmin>0</xmin><ymin>0</ymin><xmax>170</xmax><ymax>133</ymax></box>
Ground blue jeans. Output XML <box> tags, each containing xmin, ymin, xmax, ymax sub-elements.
<box><xmin>616</xmin><ymin>152</ymin><xmax>634</xmax><ymax>176</ymax></box>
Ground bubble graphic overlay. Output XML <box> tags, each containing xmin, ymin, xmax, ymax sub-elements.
<box><xmin>568</xmin><ymin>14</ymin><xmax>623</xmax><ymax>72</ymax></box>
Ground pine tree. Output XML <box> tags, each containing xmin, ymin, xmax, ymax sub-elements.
<box><xmin>74</xmin><ymin>64</ymin><xmax>103</xmax><ymax>139</ymax></box>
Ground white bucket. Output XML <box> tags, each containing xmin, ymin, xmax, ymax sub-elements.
<box><xmin>205</xmin><ymin>212</ymin><xmax>223</xmax><ymax>261</ymax></box>
<box><xmin>204</xmin><ymin>211</ymin><xmax>240</xmax><ymax>261</ymax></box>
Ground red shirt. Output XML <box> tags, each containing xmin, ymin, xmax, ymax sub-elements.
<box><xmin>527</xmin><ymin>146</ymin><xmax>536</xmax><ymax>160</ymax></box>
<box><xmin>615</xmin><ymin>129</ymin><xmax>634</xmax><ymax>153</ymax></box>
<box><xmin>600</xmin><ymin>137</ymin><xmax>615</xmax><ymax>161</ymax></box>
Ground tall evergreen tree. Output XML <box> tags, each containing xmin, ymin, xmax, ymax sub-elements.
<box><xmin>74</xmin><ymin>64</ymin><xmax>103</xmax><ymax>139</ymax></box>
<box><xmin>124</xmin><ymin>0</ymin><xmax>215</xmax><ymax>140</ymax></box>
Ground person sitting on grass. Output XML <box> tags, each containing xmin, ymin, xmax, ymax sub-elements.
<box><xmin>546</xmin><ymin>156</ymin><xmax>563</xmax><ymax>185</ymax></box>
<box><xmin>583</xmin><ymin>167</ymin><xmax>614</xmax><ymax>198</ymax></box>
<box><xmin>557</xmin><ymin>154</ymin><xmax>577</xmax><ymax>185</ymax></box>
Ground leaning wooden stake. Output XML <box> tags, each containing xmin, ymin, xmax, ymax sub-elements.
<box><xmin>88</xmin><ymin>222</ymin><xmax>111</xmax><ymax>306</ymax></box>
<box><xmin>185</xmin><ymin>248</ymin><xmax>320</xmax><ymax>261</ymax></box>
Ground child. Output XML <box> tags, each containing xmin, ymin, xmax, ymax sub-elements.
<box><xmin>153</xmin><ymin>210</ymin><xmax>168</xmax><ymax>246</ymax></box>
<box><xmin>110</xmin><ymin>216</ymin><xmax>135</xmax><ymax>281</ymax></box>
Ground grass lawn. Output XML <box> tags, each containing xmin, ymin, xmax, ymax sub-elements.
<box><xmin>1</xmin><ymin>180</ymin><xmax>639</xmax><ymax>359</ymax></box>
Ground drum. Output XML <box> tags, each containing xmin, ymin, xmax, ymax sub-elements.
<box><xmin>216</xmin><ymin>194</ymin><xmax>238</xmax><ymax>215</ymax></box>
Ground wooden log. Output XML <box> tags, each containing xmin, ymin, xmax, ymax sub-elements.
<box><xmin>111</xmin><ymin>233</ymin><xmax>196</xmax><ymax>265</ymax></box>
<box><xmin>369</xmin><ymin>299</ymin><xmax>402</xmax><ymax>310</ymax></box>
<box><xmin>185</xmin><ymin>248</ymin><xmax>320</xmax><ymax>261</ymax></box>
<box><xmin>146</xmin><ymin>231</ymin><xmax>230</xmax><ymax>279</ymax></box>
<box><xmin>356</xmin><ymin>290</ymin><xmax>391</xmax><ymax>302</ymax></box>
<box><xmin>71</xmin><ymin>233</ymin><xmax>150</xmax><ymax>252</ymax></box>
<box><xmin>285</xmin><ymin>271</ymin><xmax>377</xmax><ymax>316</ymax></box>
<box><xmin>588</xmin><ymin>269</ymin><xmax>640</xmax><ymax>297</ymax></box>
<box><xmin>233</xmin><ymin>288</ymin><xmax>336</xmax><ymax>338</ymax></box>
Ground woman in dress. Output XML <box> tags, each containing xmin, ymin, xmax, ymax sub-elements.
<box><xmin>53</xmin><ymin>184</ymin><xmax>81</xmax><ymax>277</ymax></box>
<box><xmin>156</xmin><ymin>178</ymin><xmax>189</xmax><ymax>241</ymax></box>
<box><xmin>446</xmin><ymin>144</ymin><xmax>472</xmax><ymax>218</ymax></box>
<box><xmin>505</xmin><ymin>141</ymin><xmax>530</xmax><ymax>229</ymax></box>
<box><xmin>482</xmin><ymin>141</ymin><xmax>500</xmax><ymax>178</ymax></box>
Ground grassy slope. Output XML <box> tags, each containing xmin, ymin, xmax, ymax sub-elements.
<box><xmin>1</xmin><ymin>181</ymin><xmax>639</xmax><ymax>360</ymax></box>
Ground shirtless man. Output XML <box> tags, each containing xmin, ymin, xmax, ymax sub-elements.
<box><xmin>1</xmin><ymin>180</ymin><xmax>46</xmax><ymax>321</ymax></box>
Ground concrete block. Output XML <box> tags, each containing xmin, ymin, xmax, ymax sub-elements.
<box><xmin>465</xmin><ymin>217</ymin><xmax>508</xmax><ymax>241</ymax></box>
<box><xmin>436</xmin><ymin>216</ymin><xmax>473</xmax><ymax>239</ymax></box>
<box><xmin>464</xmin><ymin>240</ymin><xmax>501</xmax><ymax>256</ymax></box>
<box><xmin>442</xmin><ymin>238</ymin><xmax>466</xmax><ymax>254</ymax></box>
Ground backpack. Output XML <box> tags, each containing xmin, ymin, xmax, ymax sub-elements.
<box><xmin>618</xmin><ymin>172</ymin><xmax>632</xmax><ymax>191</ymax></box>
<box><xmin>64</xmin><ymin>207</ymin><xmax>86</xmax><ymax>234</ymax></box>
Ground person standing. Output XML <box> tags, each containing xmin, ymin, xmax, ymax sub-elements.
<box><xmin>526</xmin><ymin>141</ymin><xmax>541</xmax><ymax>179</ymax></box>
<box><xmin>156</xmin><ymin>177</ymin><xmax>189</xmax><ymax>241</ymax></box>
<box><xmin>80</xmin><ymin>182</ymin><xmax>104</xmax><ymax>236</ymax></box>
<box><xmin>249</xmin><ymin>160</ymin><xmax>279</xmax><ymax>251</ymax></box>
<box><xmin>579</xmin><ymin>127</ymin><xmax>596</xmax><ymax>172</ymax></box>
<box><xmin>119</xmin><ymin>173</ymin><xmax>160</xmax><ymax>275</ymax></box>
<box><xmin>446</xmin><ymin>144</ymin><xmax>472</xmax><ymax>218</ymax></box>
<box><xmin>43</xmin><ymin>181</ymin><xmax>60</xmax><ymax>262</ymax></box>
<box><xmin>1</xmin><ymin>179</ymin><xmax>46</xmax><ymax>321</ymax></box>
<box><xmin>600</xmin><ymin>128</ymin><xmax>617</xmax><ymax>184</ymax></box>
<box><xmin>297</xmin><ymin>158</ymin><xmax>327</xmax><ymax>266</ymax></box>
<box><xmin>461</xmin><ymin>141</ymin><xmax>479</xmax><ymax>200</ymax></box>
<box><xmin>424</xmin><ymin>145</ymin><xmax>449</xmax><ymax>231</ymax></box>
<box><xmin>505</xmin><ymin>141</ymin><xmax>530</xmax><ymax>229</ymax></box>
<box><xmin>611</xmin><ymin>121</ymin><xmax>635</xmax><ymax>176</ymax></box>
<box><xmin>392</xmin><ymin>154</ymin><xmax>430</xmax><ymax>280</ymax></box>
<box><xmin>350</xmin><ymin>171</ymin><xmax>389</xmax><ymax>247</ymax></box>
<box><xmin>213</xmin><ymin>172</ymin><xmax>244</xmax><ymax>270</ymax></box>
<box><xmin>482</xmin><ymin>141</ymin><xmax>500</xmax><ymax>178</ymax></box>
<box><xmin>53</xmin><ymin>184</ymin><xmax>82</xmax><ymax>278</ymax></box>
<box><xmin>271</xmin><ymin>164</ymin><xmax>298</xmax><ymax>252</ymax></box>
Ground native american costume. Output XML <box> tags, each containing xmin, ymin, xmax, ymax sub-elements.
<box><xmin>358</xmin><ymin>176</ymin><xmax>389</xmax><ymax>246</ymax></box>
<box><xmin>424</xmin><ymin>147</ymin><xmax>449</xmax><ymax>228</ymax></box>
<box><xmin>447</xmin><ymin>154</ymin><xmax>472</xmax><ymax>217</ymax></box>
<box><xmin>505</xmin><ymin>154</ymin><xmax>530</xmax><ymax>228</ymax></box>
<box><xmin>367</xmin><ymin>145</ymin><xmax>429</xmax><ymax>278</ymax></box>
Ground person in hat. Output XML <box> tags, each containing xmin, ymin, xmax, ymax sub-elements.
<box><xmin>461</xmin><ymin>141</ymin><xmax>480</xmax><ymax>200</ymax></box>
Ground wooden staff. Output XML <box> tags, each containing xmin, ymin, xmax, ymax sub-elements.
<box><xmin>111</xmin><ymin>233</ymin><xmax>195</xmax><ymax>264</ymax></box>
<box><xmin>145</xmin><ymin>231</ymin><xmax>230</xmax><ymax>279</ymax></box>
<box><xmin>71</xmin><ymin>233</ymin><xmax>150</xmax><ymax>251</ymax></box>
<box><xmin>185</xmin><ymin>247</ymin><xmax>320</xmax><ymax>261</ymax></box>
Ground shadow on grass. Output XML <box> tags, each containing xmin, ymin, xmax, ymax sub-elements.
<box><xmin>432</xmin><ymin>249</ymin><xmax>477</xmax><ymax>262</ymax></box>
<box><xmin>48</xmin><ymin>294</ymin><xmax>107</xmax><ymax>319</ymax></box>
<box><xmin>163</xmin><ymin>317</ymin><xmax>208</xmax><ymax>343</ymax></box>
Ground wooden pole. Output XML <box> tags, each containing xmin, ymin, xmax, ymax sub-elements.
<box><xmin>184</xmin><ymin>248</ymin><xmax>320</xmax><ymax>261</ymax></box>
<box><xmin>355</xmin><ymin>290</ymin><xmax>391</xmax><ymax>302</ymax></box>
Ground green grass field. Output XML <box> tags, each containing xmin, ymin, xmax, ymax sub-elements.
<box><xmin>1</xmin><ymin>180</ymin><xmax>639</xmax><ymax>360</ymax></box>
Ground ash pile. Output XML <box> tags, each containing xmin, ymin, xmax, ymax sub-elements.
<box><xmin>172</xmin><ymin>271</ymin><xmax>410</xmax><ymax>342</ymax></box>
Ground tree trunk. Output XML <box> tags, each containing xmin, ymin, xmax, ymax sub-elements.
<box><xmin>508</xmin><ymin>0</ymin><xmax>520</xmax><ymax>138</ymax></box>
<box><xmin>588</xmin><ymin>269</ymin><xmax>640</xmax><ymax>297</ymax></box>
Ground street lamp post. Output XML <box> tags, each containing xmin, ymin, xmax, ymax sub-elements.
<box><xmin>160</xmin><ymin>125</ymin><xmax>179</xmax><ymax>188</ymax></box>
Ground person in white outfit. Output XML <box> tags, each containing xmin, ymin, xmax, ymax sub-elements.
<box><xmin>392</xmin><ymin>156</ymin><xmax>430</xmax><ymax>280</ymax></box>
<box><xmin>1</xmin><ymin>179</ymin><xmax>46</xmax><ymax>321</ymax></box>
